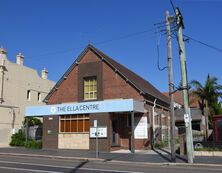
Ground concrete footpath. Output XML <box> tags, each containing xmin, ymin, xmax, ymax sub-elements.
<box><xmin>0</xmin><ymin>147</ymin><xmax>222</xmax><ymax>166</ymax></box>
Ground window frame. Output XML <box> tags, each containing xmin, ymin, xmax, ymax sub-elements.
<box><xmin>37</xmin><ymin>92</ymin><xmax>41</xmax><ymax>102</ymax></box>
<box><xmin>83</xmin><ymin>76</ymin><xmax>97</xmax><ymax>100</ymax></box>
<box><xmin>59</xmin><ymin>114</ymin><xmax>90</xmax><ymax>133</ymax></box>
<box><xmin>27</xmin><ymin>90</ymin><xmax>31</xmax><ymax>101</ymax></box>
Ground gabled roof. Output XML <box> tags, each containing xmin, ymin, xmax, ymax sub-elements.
<box><xmin>163</xmin><ymin>91</ymin><xmax>200</xmax><ymax>108</ymax></box>
<box><xmin>44</xmin><ymin>44</ymin><xmax>169</xmax><ymax>106</ymax></box>
<box><xmin>175</xmin><ymin>108</ymin><xmax>203</xmax><ymax>122</ymax></box>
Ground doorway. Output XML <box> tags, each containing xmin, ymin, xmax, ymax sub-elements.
<box><xmin>112</xmin><ymin>120</ymin><xmax>119</xmax><ymax>146</ymax></box>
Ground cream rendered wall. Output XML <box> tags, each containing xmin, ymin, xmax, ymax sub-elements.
<box><xmin>0</xmin><ymin>53</ymin><xmax>54</xmax><ymax>147</ymax></box>
<box><xmin>58</xmin><ymin>133</ymin><xmax>89</xmax><ymax>149</ymax></box>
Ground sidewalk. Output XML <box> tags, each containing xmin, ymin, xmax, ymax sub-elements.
<box><xmin>0</xmin><ymin>147</ymin><xmax>222</xmax><ymax>165</ymax></box>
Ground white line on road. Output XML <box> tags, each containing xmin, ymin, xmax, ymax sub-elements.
<box><xmin>0</xmin><ymin>166</ymin><xmax>62</xmax><ymax>173</ymax></box>
<box><xmin>0</xmin><ymin>160</ymin><xmax>144</xmax><ymax>173</ymax></box>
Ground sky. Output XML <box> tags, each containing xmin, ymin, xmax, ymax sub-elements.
<box><xmin>1</xmin><ymin>0</ymin><xmax>222</xmax><ymax>93</ymax></box>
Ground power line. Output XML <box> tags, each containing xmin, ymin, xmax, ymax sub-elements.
<box><xmin>154</xmin><ymin>18</ymin><xmax>178</xmax><ymax>72</ymax></box>
<box><xmin>154</xmin><ymin>23</ymin><xmax>168</xmax><ymax>71</ymax></box>
<box><xmin>94</xmin><ymin>28</ymin><xmax>156</xmax><ymax>45</ymax></box>
<box><xmin>26</xmin><ymin>27</ymin><xmax>156</xmax><ymax>60</ymax></box>
<box><xmin>183</xmin><ymin>34</ymin><xmax>222</xmax><ymax>53</ymax></box>
<box><xmin>156</xmin><ymin>33</ymin><xmax>168</xmax><ymax>71</ymax></box>
<box><xmin>169</xmin><ymin>0</ymin><xmax>177</xmax><ymax>16</ymax></box>
<box><xmin>168</xmin><ymin>0</ymin><xmax>222</xmax><ymax>54</ymax></box>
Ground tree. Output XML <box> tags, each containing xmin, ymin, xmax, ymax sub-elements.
<box><xmin>190</xmin><ymin>74</ymin><xmax>222</xmax><ymax>128</ymax></box>
<box><xmin>23</xmin><ymin>117</ymin><xmax>42</xmax><ymax>127</ymax></box>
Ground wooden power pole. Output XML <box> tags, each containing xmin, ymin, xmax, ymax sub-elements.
<box><xmin>176</xmin><ymin>8</ymin><xmax>194</xmax><ymax>163</ymax></box>
<box><xmin>166</xmin><ymin>11</ymin><xmax>176</xmax><ymax>162</ymax></box>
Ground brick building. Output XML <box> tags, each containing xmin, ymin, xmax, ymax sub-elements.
<box><xmin>163</xmin><ymin>91</ymin><xmax>208</xmax><ymax>138</ymax></box>
<box><xmin>26</xmin><ymin>45</ymin><xmax>170</xmax><ymax>152</ymax></box>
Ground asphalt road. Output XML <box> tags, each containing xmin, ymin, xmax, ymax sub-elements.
<box><xmin>0</xmin><ymin>155</ymin><xmax>221</xmax><ymax>173</ymax></box>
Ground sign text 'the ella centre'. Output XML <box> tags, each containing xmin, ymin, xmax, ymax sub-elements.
<box><xmin>53</xmin><ymin>104</ymin><xmax>100</xmax><ymax>113</ymax></box>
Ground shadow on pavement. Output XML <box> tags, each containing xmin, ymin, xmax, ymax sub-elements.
<box><xmin>153</xmin><ymin>149</ymin><xmax>172</xmax><ymax>162</ymax></box>
<box><xmin>155</xmin><ymin>148</ymin><xmax>187</xmax><ymax>163</ymax></box>
<box><xmin>69</xmin><ymin>160</ymin><xmax>89</xmax><ymax>173</ymax></box>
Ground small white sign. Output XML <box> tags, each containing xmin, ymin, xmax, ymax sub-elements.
<box><xmin>50</xmin><ymin>107</ymin><xmax>56</xmax><ymax>114</ymax></box>
<box><xmin>184</xmin><ymin>114</ymin><xmax>189</xmax><ymax>123</ymax></box>
<box><xmin>90</xmin><ymin>127</ymin><xmax>107</xmax><ymax>138</ymax></box>
<box><xmin>135</xmin><ymin>116</ymin><xmax>148</xmax><ymax>139</ymax></box>
<box><xmin>94</xmin><ymin>120</ymin><xmax>97</xmax><ymax>128</ymax></box>
<box><xmin>184</xmin><ymin>114</ymin><xmax>192</xmax><ymax>127</ymax></box>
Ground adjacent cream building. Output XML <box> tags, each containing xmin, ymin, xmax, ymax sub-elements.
<box><xmin>0</xmin><ymin>47</ymin><xmax>54</xmax><ymax>147</ymax></box>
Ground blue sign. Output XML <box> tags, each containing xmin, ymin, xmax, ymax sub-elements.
<box><xmin>25</xmin><ymin>99</ymin><xmax>144</xmax><ymax>117</ymax></box>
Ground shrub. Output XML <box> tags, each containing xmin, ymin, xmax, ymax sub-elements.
<box><xmin>9</xmin><ymin>129</ymin><xmax>42</xmax><ymax>149</ymax></box>
<box><xmin>195</xmin><ymin>147</ymin><xmax>222</xmax><ymax>151</ymax></box>
<box><xmin>176</xmin><ymin>138</ymin><xmax>180</xmax><ymax>144</ymax></box>
<box><xmin>154</xmin><ymin>140</ymin><xmax>168</xmax><ymax>149</ymax></box>
<box><xmin>9</xmin><ymin>129</ymin><xmax>25</xmax><ymax>146</ymax></box>
<box><xmin>25</xmin><ymin>140</ymin><xmax>42</xmax><ymax>149</ymax></box>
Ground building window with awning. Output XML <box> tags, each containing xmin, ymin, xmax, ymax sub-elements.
<box><xmin>84</xmin><ymin>77</ymin><xmax>97</xmax><ymax>100</ymax></box>
<box><xmin>60</xmin><ymin>115</ymin><xmax>90</xmax><ymax>133</ymax></box>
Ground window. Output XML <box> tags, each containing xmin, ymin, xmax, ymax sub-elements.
<box><xmin>84</xmin><ymin>77</ymin><xmax>97</xmax><ymax>100</ymax></box>
<box><xmin>60</xmin><ymin>115</ymin><xmax>90</xmax><ymax>133</ymax></box>
<box><xmin>27</xmin><ymin>90</ymin><xmax>31</xmax><ymax>100</ymax></box>
<box><xmin>38</xmin><ymin>92</ymin><xmax>41</xmax><ymax>102</ymax></box>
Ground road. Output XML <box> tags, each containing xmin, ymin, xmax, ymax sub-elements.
<box><xmin>0</xmin><ymin>155</ymin><xmax>221</xmax><ymax>173</ymax></box>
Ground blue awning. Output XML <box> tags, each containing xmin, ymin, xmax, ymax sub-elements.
<box><xmin>25</xmin><ymin>99</ymin><xmax>145</xmax><ymax>117</ymax></box>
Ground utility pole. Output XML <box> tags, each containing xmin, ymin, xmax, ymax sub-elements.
<box><xmin>166</xmin><ymin>11</ymin><xmax>176</xmax><ymax>162</ymax></box>
<box><xmin>176</xmin><ymin>8</ymin><xmax>194</xmax><ymax>163</ymax></box>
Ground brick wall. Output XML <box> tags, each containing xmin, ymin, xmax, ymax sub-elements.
<box><xmin>79</xmin><ymin>50</ymin><xmax>101</xmax><ymax>64</ymax></box>
<box><xmin>89</xmin><ymin>113</ymin><xmax>110</xmax><ymax>152</ymax></box>
<box><xmin>48</xmin><ymin>67</ymin><xmax>78</xmax><ymax>104</ymax></box>
<box><xmin>43</xmin><ymin>116</ymin><xmax>59</xmax><ymax>149</ymax></box>
<box><xmin>102</xmin><ymin>62</ymin><xmax>143</xmax><ymax>100</ymax></box>
<box><xmin>78</xmin><ymin>61</ymin><xmax>103</xmax><ymax>101</ymax></box>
